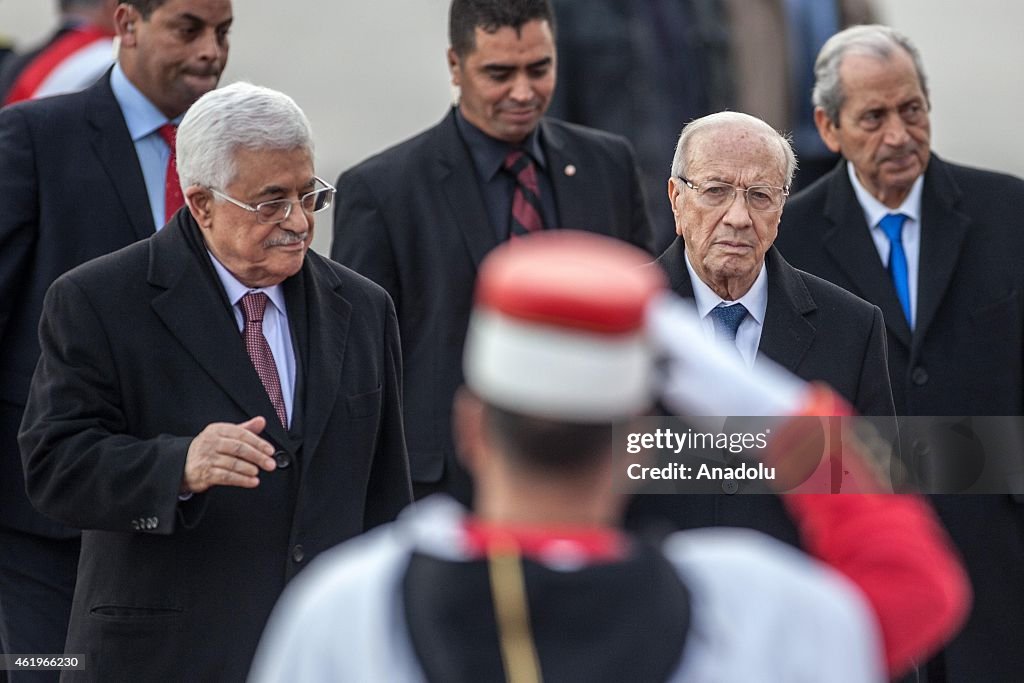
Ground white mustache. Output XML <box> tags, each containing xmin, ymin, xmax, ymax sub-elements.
<box><xmin>264</xmin><ymin>232</ymin><xmax>307</xmax><ymax>248</ymax></box>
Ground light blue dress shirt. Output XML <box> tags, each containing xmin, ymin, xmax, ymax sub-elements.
<box><xmin>109</xmin><ymin>62</ymin><xmax>180</xmax><ymax>231</ymax></box>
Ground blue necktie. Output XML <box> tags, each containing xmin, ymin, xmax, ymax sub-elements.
<box><xmin>878</xmin><ymin>213</ymin><xmax>912</xmax><ymax>326</ymax></box>
<box><xmin>710</xmin><ymin>303</ymin><xmax>748</xmax><ymax>345</ymax></box>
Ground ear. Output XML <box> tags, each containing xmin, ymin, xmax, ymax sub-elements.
<box><xmin>447</xmin><ymin>47</ymin><xmax>462</xmax><ymax>88</ymax></box>
<box><xmin>114</xmin><ymin>5</ymin><xmax>138</xmax><ymax>46</ymax></box>
<box><xmin>185</xmin><ymin>187</ymin><xmax>214</xmax><ymax>229</ymax></box>
<box><xmin>668</xmin><ymin>177</ymin><xmax>685</xmax><ymax>236</ymax></box>
<box><xmin>814</xmin><ymin>107</ymin><xmax>843</xmax><ymax>154</ymax></box>
<box><xmin>452</xmin><ymin>387</ymin><xmax>487</xmax><ymax>477</ymax></box>
<box><xmin>668</xmin><ymin>176</ymin><xmax>682</xmax><ymax>212</ymax></box>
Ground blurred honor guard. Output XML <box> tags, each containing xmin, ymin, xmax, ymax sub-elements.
<box><xmin>252</xmin><ymin>231</ymin><xmax>967</xmax><ymax>683</ymax></box>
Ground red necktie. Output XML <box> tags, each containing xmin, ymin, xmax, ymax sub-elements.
<box><xmin>240</xmin><ymin>292</ymin><xmax>288</xmax><ymax>428</ymax></box>
<box><xmin>503</xmin><ymin>149</ymin><xmax>545</xmax><ymax>237</ymax></box>
<box><xmin>158</xmin><ymin>123</ymin><xmax>184</xmax><ymax>223</ymax></box>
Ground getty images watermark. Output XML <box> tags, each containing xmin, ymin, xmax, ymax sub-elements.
<box><xmin>614</xmin><ymin>415</ymin><xmax>1024</xmax><ymax>495</ymax></box>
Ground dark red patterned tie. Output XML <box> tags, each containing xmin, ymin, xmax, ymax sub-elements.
<box><xmin>157</xmin><ymin>123</ymin><xmax>184</xmax><ymax>223</ymax></box>
<box><xmin>503</xmin><ymin>149</ymin><xmax>545</xmax><ymax>237</ymax></box>
<box><xmin>240</xmin><ymin>292</ymin><xmax>288</xmax><ymax>428</ymax></box>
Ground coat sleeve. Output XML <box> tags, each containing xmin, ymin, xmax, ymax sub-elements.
<box><xmin>0</xmin><ymin>105</ymin><xmax>38</xmax><ymax>345</ymax></box>
<box><xmin>362</xmin><ymin>290</ymin><xmax>412</xmax><ymax>529</ymax></box>
<box><xmin>330</xmin><ymin>169</ymin><xmax>402</xmax><ymax>313</ymax></box>
<box><xmin>19</xmin><ymin>274</ymin><xmax>193</xmax><ymax>534</ymax></box>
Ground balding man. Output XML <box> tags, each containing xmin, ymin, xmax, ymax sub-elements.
<box><xmin>629</xmin><ymin>111</ymin><xmax>895</xmax><ymax>545</ymax></box>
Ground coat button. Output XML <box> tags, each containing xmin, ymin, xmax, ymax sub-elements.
<box><xmin>911</xmin><ymin>367</ymin><xmax>929</xmax><ymax>386</ymax></box>
<box><xmin>913</xmin><ymin>439</ymin><xmax>930</xmax><ymax>457</ymax></box>
<box><xmin>273</xmin><ymin>450</ymin><xmax>292</xmax><ymax>469</ymax></box>
<box><xmin>722</xmin><ymin>480</ymin><xmax>739</xmax><ymax>495</ymax></box>
<box><xmin>291</xmin><ymin>544</ymin><xmax>305</xmax><ymax>563</ymax></box>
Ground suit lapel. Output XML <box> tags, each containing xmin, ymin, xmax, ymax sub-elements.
<box><xmin>757</xmin><ymin>248</ymin><xmax>815</xmax><ymax>373</ymax></box>
<box><xmin>290</xmin><ymin>257</ymin><xmax>351</xmax><ymax>460</ymax></box>
<box><xmin>658</xmin><ymin>240</ymin><xmax>815</xmax><ymax>372</ymax></box>
<box><xmin>655</xmin><ymin>237</ymin><xmax>695</xmax><ymax>298</ymax></box>
<box><xmin>542</xmin><ymin>120</ymin><xmax>580</xmax><ymax>230</ymax></box>
<box><xmin>85</xmin><ymin>73</ymin><xmax>155</xmax><ymax>242</ymax></box>
<box><xmin>148</xmin><ymin>216</ymin><xmax>292</xmax><ymax>446</ymax></box>
<box><xmin>435</xmin><ymin>110</ymin><xmax>500</xmax><ymax>269</ymax></box>
<box><xmin>819</xmin><ymin>164</ymin><xmax>913</xmax><ymax>349</ymax></box>
<box><xmin>914</xmin><ymin>156</ymin><xmax>970</xmax><ymax>346</ymax></box>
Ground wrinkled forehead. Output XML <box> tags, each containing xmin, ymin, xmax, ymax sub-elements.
<box><xmin>687</xmin><ymin>124</ymin><xmax>788</xmax><ymax>182</ymax></box>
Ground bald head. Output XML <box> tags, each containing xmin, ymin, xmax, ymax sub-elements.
<box><xmin>671</xmin><ymin>112</ymin><xmax>796</xmax><ymax>189</ymax></box>
<box><xmin>668</xmin><ymin>112</ymin><xmax>794</xmax><ymax>301</ymax></box>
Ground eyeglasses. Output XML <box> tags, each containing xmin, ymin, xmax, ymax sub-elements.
<box><xmin>209</xmin><ymin>176</ymin><xmax>336</xmax><ymax>224</ymax></box>
<box><xmin>677</xmin><ymin>176</ymin><xmax>789</xmax><ymax>212</ymax></box>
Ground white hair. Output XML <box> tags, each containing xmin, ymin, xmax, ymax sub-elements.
<box><xmin>670</xmin><ymin>111</ymin><xmax>797</xmax><ymax>188</ymax></box>
<box><xmin>176</xmin><ymin>82</ymin><xmax>314</xmax><ymax>191</ymax></box>
<box><xmin>813</xmin><ymin>24</ymin><xmax>930</xmax><ymax>125</ymax></box>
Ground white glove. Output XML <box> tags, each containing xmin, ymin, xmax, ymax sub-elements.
<box><xmin>646</xmin><ymin>293</ymin><xmax>807</xmax><ymax>418</ymax></box>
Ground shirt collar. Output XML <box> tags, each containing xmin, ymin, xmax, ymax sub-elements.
<box><xmin>207</xmin><ymin>251</ymin><xmax>287</xmax><ymax>316</ymax></box>
<box><xmin>454</xmin><ymin>106</ymin><xmax>547</xmax><ymax>182</ymax></box>
<box><xmin>684</xmin><ymin>249</ymin><xmax>768</xmax><ymax>325</ymax></box>
<box><xmin>847</xmin><ymin>160</ymin><xmax>924</xmax><ymax>228</ymax></box>
<box><xmin>110</xmin><ymin>62</ymin><xmax>181</xmax><ymax>141</ymax></box>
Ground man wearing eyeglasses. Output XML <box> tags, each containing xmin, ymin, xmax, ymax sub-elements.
<box><xmin>0</xmin><ymin>0</ymin><xmax>233</xmax><ymax>674</ymax></box>
<box><xmin>775</xmin><ymin>24</ymin><xmax>1024</xmax><ymax>683</ymax></box>
<box><xmin>18</xmin><ymin>83</ymin><xmax>411</xmax><ymax>681</ymax></box>
<box><xmin>628</xmin><ymin>111</ymin><xmax>895</xmax><ymax>545</ymax></box>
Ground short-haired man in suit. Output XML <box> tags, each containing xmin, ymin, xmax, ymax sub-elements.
<box><xmin>629</xmin><ymin>111</ymin><xmax>895</xmax><ymax>544</ymax></box>
<box><xmin>19</xmin><ymin>82</ymin><xmax>412</xmax><ymax>681</ymax></box>
<box><xmin>331</xmin><ymin>0</ymin><xmax>653</xmax><ymax>506</ymax></box>
<box><xmin>775</xmin><ymin>24</ymin><xmax>1024</xmax><ymax>682</ymax></box>
<box><xmin>0</xmin><ymin>0</ymin><xmax>231</xmax><ymax>670</ymax></box>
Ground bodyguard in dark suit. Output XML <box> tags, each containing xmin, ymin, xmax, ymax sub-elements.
<box><xmin>775</xmin><ymin>25</ymin><xmax>1024</xmax><ymax>682</ymax></box>
<box><xmin>628</xmin><ymin>111</ymin><xmax>895</xmax><ymax>546</ymax></box>
<box><xmin>0</xmin><ymin>0</ymin><xmax>231</xmax><ymax>670</ymax></box>
<box><xmin>19</xmin><ymin>83</ymin><xmax>411</xmax><ymax>682</ymax></box>
<box><xmin>331</xmin><ymin>0</ymin><xmax>652</xmax><ymax>505</ymax></box>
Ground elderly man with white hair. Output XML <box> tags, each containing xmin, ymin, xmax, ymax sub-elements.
<box><xmin>19</xmin><ymin>82</ymin><xmax>411</xmax><ymax>681</ymax></box>
<box><xmin>628</xmin><ymin>111</ymin><xmax>896</xmax><ymax>547</ymax></box>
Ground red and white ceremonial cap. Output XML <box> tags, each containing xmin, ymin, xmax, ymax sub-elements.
<box><xmin>464</xmin><ymin>231</ymin><xmax>666</xmax><ymax>421</ymax></box>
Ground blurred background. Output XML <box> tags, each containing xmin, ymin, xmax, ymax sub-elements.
<box><xmin>2</xmin><ymin>0</ymin><xmax>1021</xmax><ymax>254</ymax></box>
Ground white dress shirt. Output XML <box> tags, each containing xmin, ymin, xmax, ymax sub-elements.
<box><xmin>684</xmin><ymin>250</ymin><xmax>768</xmax><ymax>368</ymax></box>
<box><xmin>847</xmin><ymin>162</ymin><xmax>924</xmax><ymax>327</ymax></box>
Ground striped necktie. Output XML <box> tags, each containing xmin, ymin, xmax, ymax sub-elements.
<box><xmin>504</xmin><ymin>149</ymin><xmax>545</xmax><ymax>237</ymax></box>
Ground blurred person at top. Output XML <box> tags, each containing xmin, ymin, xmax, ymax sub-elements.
<box><xmin>0</xmin><ymin>0</ymin><xmax>119</xmax><ymax>105</ymax></box>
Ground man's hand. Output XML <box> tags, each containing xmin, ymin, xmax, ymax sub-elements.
<box><xmin>182</xmin><ymin>417</ymin><xmax>277</xmax><ymax>494</ymax></box>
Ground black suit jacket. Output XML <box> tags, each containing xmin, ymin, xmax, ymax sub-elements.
<box><xmin>0</xmin><ymin>71</ymin><xmax>154</xmax><ymax>539</ymax></box>
<box><xmin>628</xmin><ymin>240</ymin><xmax>895</xmax><ymax>543</ymax></box>
<box><xmin>776</xmin><ymin>156</ymin><xmax>1024</xmax><ymax>682</ymax></box>
<box><xmin>331</xmin><ymin>108</ymin><xmax>652</xmax><ymax>501</ymax></box>
<box><xmin>19</xmin><ymin>213</ymin><xmax>412</xmax><ymax>681</ymax></box>
<box><xmin>658</xmin><ymin>240</ymin><xmax>894</xmax><ymax>415</ymax></box>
